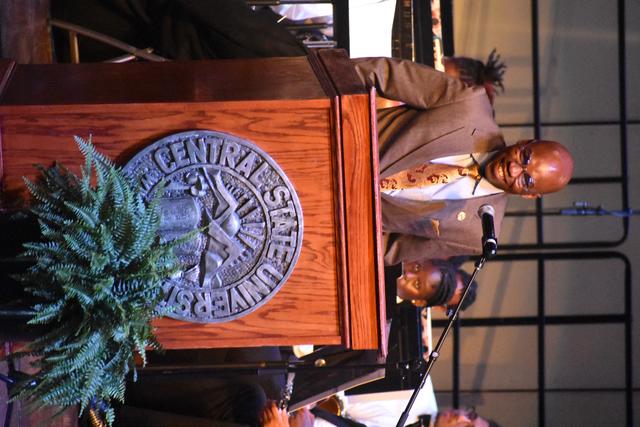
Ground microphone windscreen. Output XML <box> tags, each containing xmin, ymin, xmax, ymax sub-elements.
<box><xmin>478</xmin><ymin>204</ymin><xmax>495</xmax><ymax>216</ymax></box>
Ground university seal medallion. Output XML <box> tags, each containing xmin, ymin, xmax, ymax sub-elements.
<box><xmin>123</xmin><ymin>130</ymin><xmax>303</xmax><ymax>323</ymax></box>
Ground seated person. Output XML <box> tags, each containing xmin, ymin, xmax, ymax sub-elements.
<box><xmin>396</xmin><ymin>257</ymin><xmax>476</xmax><ymax>311</ymax></box>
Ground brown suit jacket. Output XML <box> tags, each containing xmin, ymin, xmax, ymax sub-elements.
<box><xmin>352</xmin><ymin>57</ymin><xmax>508</xmax><ymax>265</ymax></box>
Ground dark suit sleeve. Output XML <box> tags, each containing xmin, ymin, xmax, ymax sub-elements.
<box><xmin>351</xmin><ymin>57</ymin><xmax>481</xmax><ymax>110</ymax></box>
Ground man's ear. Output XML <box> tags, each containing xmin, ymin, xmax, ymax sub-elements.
<box><xmin>521</xmin><ymin>194</ymin><xmax>541</xmax><ymax>199</ymax></box>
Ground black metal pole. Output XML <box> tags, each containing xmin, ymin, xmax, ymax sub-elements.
<box><xmin>441</xmin><ymin>0</ymin><xmax>454</xmax><ymax>56</ymax></box>
<box><xmin>395</xmin><ymin>256</ymin><xmax>488</xmax><ymax>427</ymax></box>
<box><xmin>537</xmin><ymin>258</ymin><xmax>546</xmax><ymax>427</ymax></box>
<box><xmin>333</xmin><ymin>0</ymin><xmax>349</xmax><ymax>52</ymax></box>
<box><xmin>452</xmin><ymin>316</ymin><xmax>460</xmax><ymax>409</ymax></box>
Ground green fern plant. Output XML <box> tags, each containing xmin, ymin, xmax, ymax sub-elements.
<box><xmin>9</xmin><ymin>136</ymin><xmax>179</xmax><ymax>425</ymax></box>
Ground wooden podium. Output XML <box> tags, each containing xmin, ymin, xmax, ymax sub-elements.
<box><xmin>0</xmin><ymin>50</ymin><xmax>386</xmax><ymax>352</ymax></box>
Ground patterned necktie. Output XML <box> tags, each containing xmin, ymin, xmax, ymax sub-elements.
<box><xmin>380</xmin><ymin>162</ymin><xmax>481</xmax><ymax>191</ymax></box>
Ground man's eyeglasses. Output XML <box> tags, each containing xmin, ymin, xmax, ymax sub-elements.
<box><xmin>520</xmin><ymin>144</ymin><xmax>535</xmax><ymax>192</ymax></box>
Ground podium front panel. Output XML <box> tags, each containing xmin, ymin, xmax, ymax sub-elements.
<box><xmin>0</xmin><ymin>53</ymin><xmax>384</xmax><ymax>350</ymax></box>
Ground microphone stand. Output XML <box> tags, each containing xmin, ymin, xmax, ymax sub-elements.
<box><xmin>506</xmin><ymin>201</ymin><xmax>640</xmax><ymax>217</ymax></box>
<box><xmin>395</xmin><ymin>254</ymin><xmax>491</xmax><ymax>427</ymax></box>
<box><xmin>559</xmin><ymin>201</ymin><xmax>640</xmax><ymax>217</ymax></box>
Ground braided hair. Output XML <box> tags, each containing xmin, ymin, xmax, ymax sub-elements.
<box><xmin>426</xmin><ymin>257</ymin><xmax>477</xmax><ymax>311</ymax></box>
<box><xmin>446</xmin><ymin>48</ymin><xmax>506</xmax><ymax>92</ymax></box>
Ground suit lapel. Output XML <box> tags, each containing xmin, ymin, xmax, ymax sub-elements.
<box><xmin>381</xmin><ymin>125</ymin><xmax>473</xmax><ymax>178</ymax></box>
<box><xmin>378</xmin><ymin>90</ymin><xmax>505</xmax><ymax>179</ymax></box>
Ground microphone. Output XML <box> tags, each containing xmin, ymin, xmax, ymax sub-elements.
<box><xmin>478</xmin><ymin>204</ymin><xmax>497</xmax><ymax>258</ymax></box>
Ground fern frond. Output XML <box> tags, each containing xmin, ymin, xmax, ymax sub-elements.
<box><xmin>63</xmin><ymin>201</ymin><xmax>98</xmax><ymax>228</ymax></box>
<box><xmin>12</xmin><ymin>137</ymin><xmax>179</xmax><ymax>426</ymax></box>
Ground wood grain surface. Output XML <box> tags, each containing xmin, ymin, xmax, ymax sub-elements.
<box><xmin>316</xmin><ymin>49</ymin><xmax>367</xmax><ymax>96</ymax></box>
<box><xmin>316</xmin><ymin>49</ymin><xmax>385</xmax><ymax>351</ymax></box>
<box><xmin>0</xmin><ymin>54</ymin><xmax>385</xmax><ymax>350</ymax></box>
<box><xmin>339</xmin><ymin>94</ymin><xmax>379</xmax><ymax>350</ymax></box>
<box><xmin>1</xmin><ymin>58</ymin><xmax>328</xmax><ymax>106</ymax></box>
<box><xmin>329</xmin><ymin>95</ymin><xmax>350</xmax><ymax>349</ymax></box>
<box><xmin>369</xmin><ymin>87</ymin><xmax>386</xmax><ymax>357</ymax></box>
<box><xmin>0</xmin><ymin>99</ymin><xmax>344</xmax><ymax>348</ymax></box>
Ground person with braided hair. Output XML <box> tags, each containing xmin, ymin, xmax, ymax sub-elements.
<box><xmin>396</xmin><ymin>257</ymin><xmax>477</xmax><ymax>311</ymax></box>
<box><xmin>443</xmin><ymin>49</ymin><xmax>507</xmax><ymax>105</ymax></box>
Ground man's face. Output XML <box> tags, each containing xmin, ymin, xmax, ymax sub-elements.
<box><xmin>435</xmin><ymin>408</ymin><xmax>490</xmax><ymax>427</ymax></box>
<box><xmin>483</xmin><ymin>140</ymin><xmax>574</xmax><ymax>198</ymax></box>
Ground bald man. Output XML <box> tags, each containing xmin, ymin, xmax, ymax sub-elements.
<box><xmin>352</xmin><ymin>57</ymin><xmax>574</xmax><ymax>265</ymax></box>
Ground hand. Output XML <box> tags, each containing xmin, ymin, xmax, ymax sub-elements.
<box><xmin>289</xmin><ymin>407</ymin><xmax>315</xmax><ymax>427</ymax></box>
<box><xmin>260</xmin><ymin>401</ymin><xmax>290</xmax><ymax>427</ymax></box>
